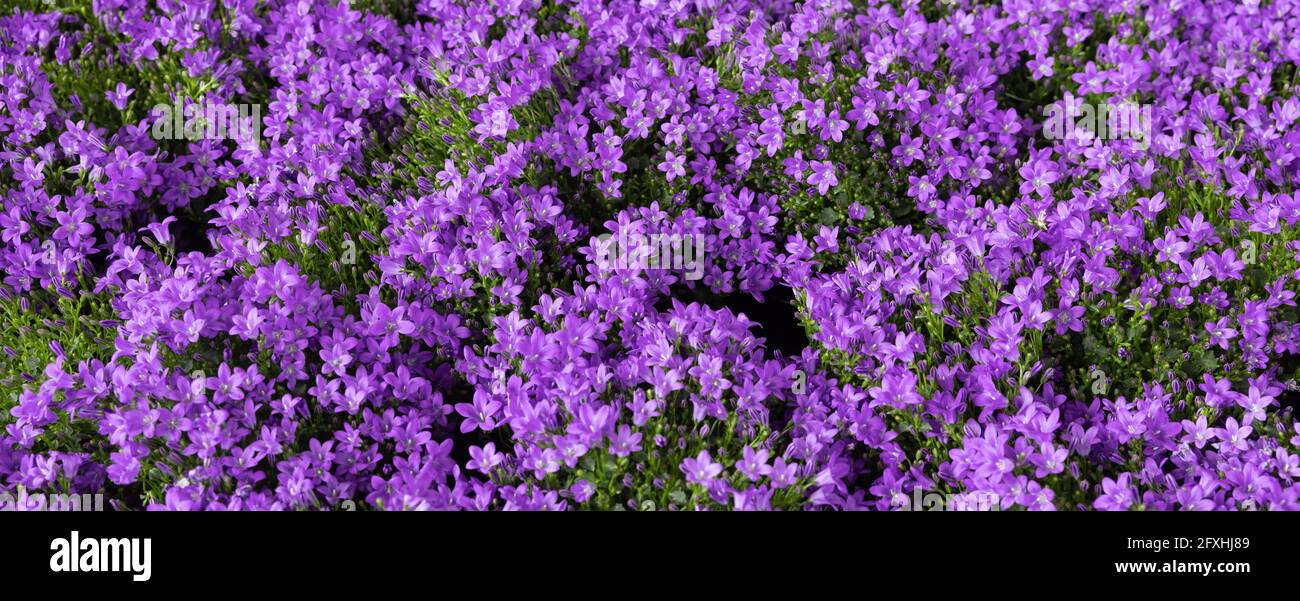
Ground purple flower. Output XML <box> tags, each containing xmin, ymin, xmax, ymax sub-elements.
<box><xmin>807</xmin><ymin>160</ymin><xmax>838</xmax><ymax>195</ymax></box>
<box><xmin>1094</xmin><ymin>474</ymin><xmax>1136</xmax><ymax>511</ymax></box>
<box><xmin>467</xmin><ymin>443</ymin><xmax>503</xmax><ymax>474</ymax></box>
<box><xmin>737</xmin><ymin>446</ymin><xmax>771</xmax><ymax>481</ymax></box>
<box><xmin>455</xmin><ymin>392</ymin><xmax>502</xmax><ymax>433</ymax></box>
<box><xmin>681</xmin><ymin>450</ymin><xmax>723</xmax><ymax>485</ymax></box>
<box><xmin>569</xmin><ymin>480</ymin><xmax>595</xmax><ymax>504</ymax></box>
<box><xmin>106</xmin><ymin>82</ymin><xmax>134</xmax><ymax>110</ymax></box>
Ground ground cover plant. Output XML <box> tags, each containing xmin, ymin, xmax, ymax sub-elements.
<box><xmin>1</xmin><ymin>0</ymin><xmax>1299</xmax><ymax>511</ymax></box>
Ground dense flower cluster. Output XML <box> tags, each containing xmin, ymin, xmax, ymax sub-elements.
<box><xmin>2</xmin><ymin>0</ymin><xmax>1299</xmax><ymax>510</ymax></box>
